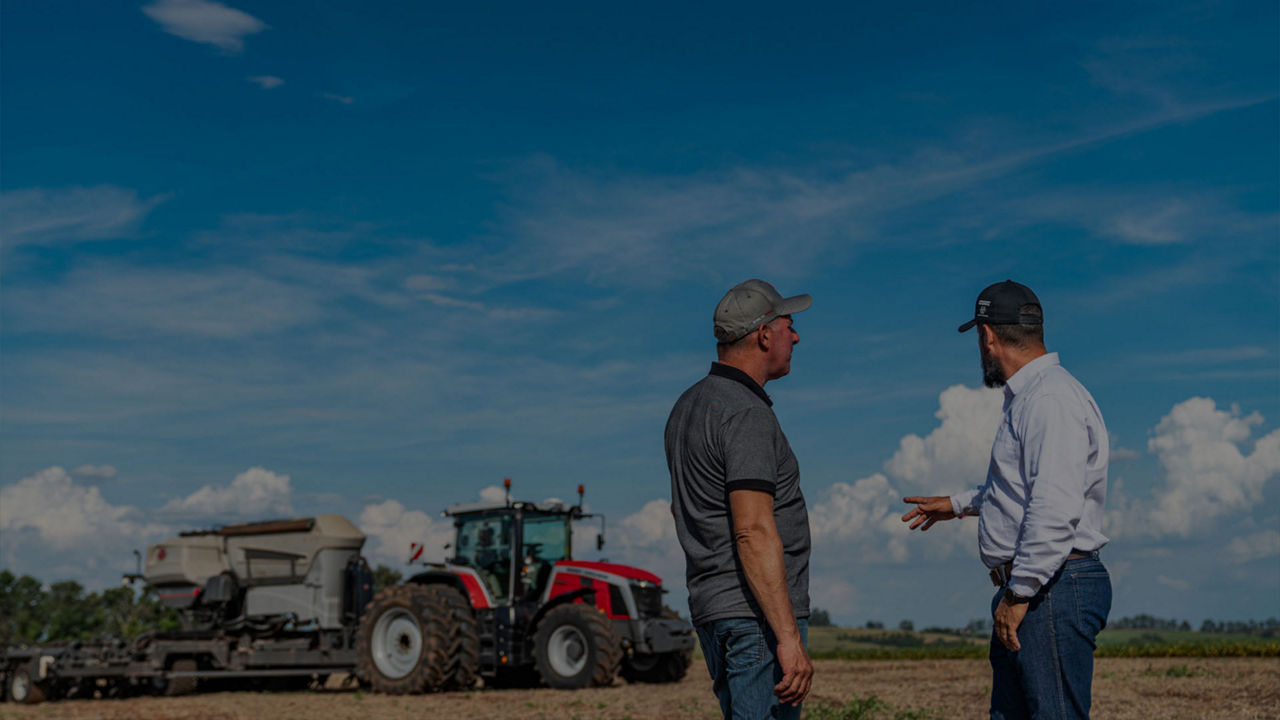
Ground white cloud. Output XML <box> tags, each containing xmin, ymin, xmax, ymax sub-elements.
<box><xmin>358</xmin><ymin>500</ymin><xmax>454</xmax><ymax>568</ymax></box>
<box><xmin>808</xmin><ymin>473</ymin><xmax>910</xmax><ymax>562</ymax></box>
<box><xmin>0</xmin><ymin>185</ymin><xmax>164</xmax><ymax>249</ymax></box>
<box><xmin>158</xmin><ymin>467</ymin><xmax>293</xmax><ymax>519</ymax></box>
<box><xmin>247</xmin><ymin>75</ymin><xmax>284</xmax><ymax>89</ymax></box>
<box><xmin>142</xmin><ymin>0</ymin><xmax>266</xmax><ymax>53</ymax></box>
<box><xmin>479</xmin><ymin>485</ymin><xmax>507</xmax><ymax>503</ymax></box>
<box><xmin>1107</xmin><ymin>398</ymin><xmax>1280</xmax><ymax>539</ymax></box>
<box><xmin>883</xmin><ymin>384</ymin><xmax>1004</xmax><ymax>493</ymax></box>
<box><xmin>323</xmin><ymin>92</ymin><xmax>355</xmax><ymax>105</ymax></box>
<box><xmin>0</xmin><ymin>467</ymin><xmax>169</xmax><ymax>583</ymax></box>
<box><xmin>1227</xmin><ymin>529</ymin><xmax>1280</xmax><ymax>564</ymax></box>
<box><xmin>1156</xmin><ymin>575</ymin><xmax>1190</xmax><ymax>591</ymax></box>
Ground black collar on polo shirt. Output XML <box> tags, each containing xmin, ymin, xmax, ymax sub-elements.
<box><xmin>708</xmin><ymin>362</ymin><xmax>772</xmax><ymax>407</ymax></box>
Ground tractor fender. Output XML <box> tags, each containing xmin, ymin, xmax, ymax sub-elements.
<box><xmin>405</xmin><ymin>570</ymin><xmax>469</xmax><ymax>596</ymax></box>
<box><xmin>529</xmin><ymin>587</ymin><xmax>597</xmax><ymax>630</ymax></box>
<box><xmin>405</xmin><ymin>569</ymin><xmax>495</xmax><ymax>610</ymax></box>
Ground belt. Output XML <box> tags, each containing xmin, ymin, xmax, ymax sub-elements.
<box><xmin>988</xmin><ymin>550</ymin><xmax>1096</xmax><ymax>588</ymax></box>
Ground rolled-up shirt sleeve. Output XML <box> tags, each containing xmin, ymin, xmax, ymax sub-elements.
<box><xmin>950</xmin><ymin>488</ymin><xmax>983</xmax><ymax>518</ymax></box>
<box><xmin>1008</xmin><ymin>394</ymin><xmax>1089</xmax><ymax>597</ymax></box>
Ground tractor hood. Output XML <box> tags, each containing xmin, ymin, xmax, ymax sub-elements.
<box><xmin>554</xmin><ymin>560</ymin><xmax>662</xmax><ymax>585</ymax></box>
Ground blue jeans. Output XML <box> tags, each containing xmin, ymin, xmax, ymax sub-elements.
<box><xmin>695</xmin><ymin>617</ymin><xmax>809</xmax><ymax>720</ymax></box>
<box><xmin>990</xmin><ymin>556</ymin><xmax>1112</xmax><ymax>720</ymax></box>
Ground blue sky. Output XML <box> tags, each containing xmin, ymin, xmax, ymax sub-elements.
<box><xmin>1</xmin><ymin>1</ymin><xmax>1277</xmax><ymax>628</ymax></box>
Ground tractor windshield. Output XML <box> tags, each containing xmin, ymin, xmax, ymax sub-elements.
<box><xmin>521</xmin><ymin>514</ymin><xmax>569</xmax><ymax>600</ymax></box>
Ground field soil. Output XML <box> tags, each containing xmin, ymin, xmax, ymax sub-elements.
<box><xmin>1</xmin><ymin>657</ymin><xmax>1276</xmax><ymax>720</ymax></box>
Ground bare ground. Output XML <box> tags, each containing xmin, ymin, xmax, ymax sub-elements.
<box><xmin>1</xmin><ymin>657</ymin><xmax>1276</xmax><ymax>720</ymax></box>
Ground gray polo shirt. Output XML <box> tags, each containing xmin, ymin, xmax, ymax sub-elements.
<box><xmin>665</xmin><ymin>362</ymin><xmax>811</xmax><ymax>626</ymax></box>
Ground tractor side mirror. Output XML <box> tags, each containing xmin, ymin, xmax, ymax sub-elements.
<box><xmin>596</xmin><ymin>533</ymin><xmax>605</xmax><ymax>551</ymax></box>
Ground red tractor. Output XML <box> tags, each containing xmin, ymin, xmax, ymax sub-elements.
<box><xmin>356</xmin><ymin>482</ymin><xmax>695</xmax><ymax>692</ymax></box>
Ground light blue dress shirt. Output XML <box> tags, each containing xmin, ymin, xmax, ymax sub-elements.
<box><xmin>951</xmin><ymin>352</ymin><xmax>1109</xmax><ymax>597</ymax></box>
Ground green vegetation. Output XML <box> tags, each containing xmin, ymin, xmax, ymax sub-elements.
<box><xmin>0</xmin><ymin>570</ymin><xmax>179</xmax><ymax>646</ymax></box>
<box><xmin>804</xmin><ymin>693</ymin><xmax>943</xmax><ymax>720</ymax></box>
<box><xmin>801</xmin><ymin>624</ymin><xmax>1278</xmax><ymax>660</ymax></box>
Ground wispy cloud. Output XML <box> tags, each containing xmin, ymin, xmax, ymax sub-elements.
<box><xmin>247</xmin><ymin>75</ymin><xmax>284</xmax><ymax>89</ymax></box>
<box><xmin>142</xmin><ymin>0</ymin><xmax>267</xmax><ymax>53</ymax></box>
<box><xmin>322</xmin><ymin>92</ymin><xmax>355</xmax><ymax>105</ymax></box>
<box><xmin>7</xmin><ymin>264</ymin><xmax>325</xmax><ymax>339</ymax></box>
<box><xmin>0</xmin><ymin>185</ymin><xmax>165</xmax><ymax>249</ymax></box>
<box><xmin>1128</xmin><ymin>345</ymin><xmax>1272</xmax><ymax>367</ymax></box>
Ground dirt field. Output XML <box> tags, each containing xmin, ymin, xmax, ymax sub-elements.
<box><xmin>1</xmin><ymin>657</ymin><xmax>1276</xmax><ymax>720</ymax></box>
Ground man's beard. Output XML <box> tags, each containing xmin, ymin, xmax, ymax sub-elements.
<box><xmin>980</xmin><ymin>343</ymin><xmax>1006</xmax><ymax>388</ymax></box>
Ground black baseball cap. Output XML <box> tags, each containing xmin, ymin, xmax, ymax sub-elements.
<box><xmin>957</xmin><ymin>280</ymin><xmax>1042</xmax><ymax>333</ymax></box>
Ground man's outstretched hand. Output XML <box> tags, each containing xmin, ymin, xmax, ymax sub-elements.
<box><xmin>901</xmin><ymin>496</ymin><xmax>957</xmax><ymax>531</ymax></box>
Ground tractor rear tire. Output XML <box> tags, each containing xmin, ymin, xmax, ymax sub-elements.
<box><xmin>356</xmin><ymin>584</ymin><xmax>451</xmax><ymax>694</ymax></box>
<box><xmin>426</xmin><ymin>585</ymin><xmax>480</xmax><ymax>691</ymax></box>
<box><xmin>533</xmin><ymin>603</ymin><xmax>622</xmax><ymax>689</ymax></box>
<box><xmin>621</xmin><ymin>650</ymin><xmax>692</xmax><ymax>683</ymax></box>
<box><xmin>6</xmin><ymin>667</ymin><xmax>47</xmax><ymax>704</ymax></box>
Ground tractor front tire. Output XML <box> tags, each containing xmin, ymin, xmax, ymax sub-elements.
<box><xmin>533</xmin><ymin>603</ymin><xmax>622</xmax><ymax>689</ymax></box>
<box><xmin>356</xmin><ymin>584</ymin><xmax>451</xmax><ymax>694</ymax></box>
<box><xmin>426</xmin><ymin>585</ymin><xmax>480</xmax><ymax>691</ymax></box>
<box><xmin>621</xmin><ymin>649</ymin><xmax>693</xmax><ymax>683</ymax></box>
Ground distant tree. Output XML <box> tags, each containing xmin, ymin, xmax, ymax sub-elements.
<box><xmin>0</xmin><ymin>571</ymin><xmax>46</xmax><ymax>645</ymax></box>
<box><xmin>898</xmin><ymin>619</ymin><xmax>914</xmax><ymax>632</ymax></box>
<box><xmin>864</xmin><ymin>620</ymin><xmax>884</xmax><ymax>630</ymax></box>
<box><xmin>809</xmin><ymin>608</ymin><xmax>832</xmax><ymax>627</ymax></box>
<box><xmin>372</xmin><ymin>565</ymin><xmax>404</xmax><ymax>593</ymax></box>
<box><xmin>1179</xmin><ymin>621</ymin><xmax>1191</xmax><ymax>632</ymax></box>
<box><xmin>1200</xmin><ymin>619</ymin><xmax>1218</xmax><ymax>633</ymax></box>
<box><xmin>964</xmin><ymin>618</ymin><xmax>988</xmax><ymax>635</ymax></box>
<box><xmin>99</xmin><ymin>584</ymin><xmax>181</xmax><ymax>638</ymax></box>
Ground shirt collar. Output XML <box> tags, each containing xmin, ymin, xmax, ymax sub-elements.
<box><xmin>1004</xmin><ymin>352</ymin><xmax>1059</xmax><ymax>398</ymax></box>
<box><xmin>708</xmin><ymin>362</ymin><xmax>772</xmax><ymax>407</ymax></box>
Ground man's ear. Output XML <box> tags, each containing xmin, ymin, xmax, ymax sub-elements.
<box><xmin>980</xmin><ymin>324</ymin><xmax>1000</xmax><ymax>353</ymax></box>
<box><xmin>755</xmin><ymin>322</ymin><xmax>771</xmax><ymax>351</ymax></box>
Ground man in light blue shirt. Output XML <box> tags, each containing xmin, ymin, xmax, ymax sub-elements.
<box><xmin>902</xmin><ymin>280</ymin><xmax>1112</xmax><ymax>720</ymax></box>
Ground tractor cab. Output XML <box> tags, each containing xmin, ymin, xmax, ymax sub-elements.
<box><xmin>444</xmin><ymin>480</ymin><xmax>600</xmax><ymax>607</ymax></box>
<box><xmin>450</xmin><ymin>504</ymin><xmax>576</xmax><ymax>604</ymax></box>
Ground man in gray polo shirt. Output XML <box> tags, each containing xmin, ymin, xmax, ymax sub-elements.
<box><xmin>665</xmin><ymin>278</ymin><xmax>814</xmax><ymax>720</ymax></box>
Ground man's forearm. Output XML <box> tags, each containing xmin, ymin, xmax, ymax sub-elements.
<box><xmin>736</xmin><ymin>526</ymin><xmax>801</xmax><ymax>641</ymax></box>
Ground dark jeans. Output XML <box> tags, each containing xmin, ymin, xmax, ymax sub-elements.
<box><xmin>695</xmin><ymin>617</ymin><xmax>809</xmax><ymax>720</ymax></box>
<box><xmin>990</xmin><ymin>556</ymin><xmax>1112</xmax><ymax>720</ymax></box>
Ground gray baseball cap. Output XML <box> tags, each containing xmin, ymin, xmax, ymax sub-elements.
<box><xmin>713</xmin><ymin>279</ymin><xmax>812</xmax><ymax>343</ymax></box>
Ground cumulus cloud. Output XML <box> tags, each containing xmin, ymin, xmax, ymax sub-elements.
<box><xmin>808</xmin><ymin>473</ymin><xmax>910</xmax><ymax>562</ymax></box>
<box><xmin>358</xmin><ymin>500</ymin><xmax>454</xmax><ymax>567</ymax></box>
<box><xmin>247</xmin><ymin>75</ymin><xmax>284</xmax><ymax>89</ymax></box>
<box><xmin>0</xmin><ymin>185</ymin><xmax>164</xmax><ymax>249</ymax></box>
<box><xmin>1107</xmin><ymin>398</ymin><xmax>1280</xmax><ymax>539</ymax></box>
<box><xmin>0</xmin><ymin>467</ymin><xmax>170</xmax><ymax>582</ymax></box>
<box><xmin>142</xmin><ymin>0</ymin><xmax>266</xmax><ymax>53</ymax></box>
<box><xmin>158</xmin><ymin>467</ymin><xmax>293</xmax><ymax>519</ymax></box>
<box><xmin>1227</xmin><ymin>529</ymin><xmax>1280</xmax><ymax>564</ymax></box>
<box><xmin>884</xmin><ymin>384</ymin><xmax>1004</xmax><ymax>493</ymax></box>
